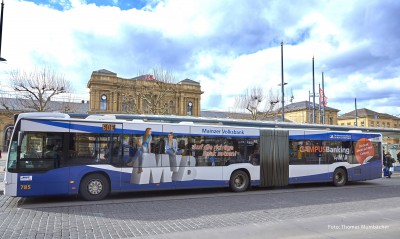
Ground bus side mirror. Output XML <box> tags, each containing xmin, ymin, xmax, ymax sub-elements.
<box><xmin>18</xmin><ymin>131</ymin><xmax>24</xmax><ymax>146</ymax></box>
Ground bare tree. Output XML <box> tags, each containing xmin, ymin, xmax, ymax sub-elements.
<box><xmin>141</xmin><ymin>67</ymin><xmax>177</xmax><ymax>115</ymax></box>
<box><xmin>115</xmin><ymin>81</ymin><xmax>141</xmax><ymax>114</ymax></box>
<box><xmin>117</xmin><ymin>66</ymin><xmax>177</xmax><ymax>115</ymax></box>
<box><xmin>7</xmin><ymin>67</ymin><xmax>71</xmax><ymax>112</ymax></box>
<box><xmin>235</xmin><ymin>87</ymin><xmax>264</xmax><ymax>120</ymax></box>
<box><xmin>234</xmin><ymin>87</ymin><xmax>280</xmax><ymax>120</ymax></box>
<box><xmin>263</xmin><ymin>88</ymin><xmax>281</xmax><ymax>119</ymax></box>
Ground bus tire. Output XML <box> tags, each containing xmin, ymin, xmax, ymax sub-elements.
<box><xmin>333</xmin><ymin>168</ymin><xmax>347</xmax><ymax>187</ymax></box>
<box><xmin>230</xmin><ymin>170</ymin><xmax>249</xmax><ymax>192</ymax></box>
<box><xmin>80</xmin><ymin>173</ymin><xmax>110</xmax><ymax>201</ymax></box>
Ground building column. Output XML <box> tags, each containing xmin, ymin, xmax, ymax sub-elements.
<box><xmin>180</xmin><ymin>93</ymin><xmax>184</xmax><ymax>115</ymax></box>
<box><xmin>90</xmin><ymin>89</ymin><xmax>95</xmax><ymax>112</ymax></box>
<box><xmin>110</xmin><ymin>92</ymin><xmax>113</xmax><ymax>112</ymax></box>
<box><xmin>89</xmin><ymin>90</ymin><xmax>93</xmax><ymax>112</ymax></box>
<box><xmin>96</xmin><ymin>90</ymin><xmax>101</xmax><ymax>112</ymax></box>
<box><xmin>94</xmin><ymin>90</ymin><xmax>100</xmax><ymax>112</ymax></box>
<box><xmin>194</xmin><ymin>98</ymin><xmax>198</xmax><ymax>116</ymax></box>
<box><xmin>138</xmin><ymin>96</ymin><xmax>142</xmax><ymax>113</ymax></box>
<box><xmin>174</xmin><ymin>95</ymin><xmax>178</xmax><ymax>115</ymax></box>
<box><xmin>192</xmin><ymin>98</ymin><xmax>195</xmax><ymax>116</ymax></box>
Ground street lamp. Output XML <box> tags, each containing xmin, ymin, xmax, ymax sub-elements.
<box><xmin>0</xmin><ymin>0</ymin><xmax>6</xmax><ymax>62</ymax></box>
<box><xmin>280</xmin><ymin>41</ymin><xmax>285</xmax><ymax>122</ymax></box>
<box><xmin>278</xmin><ymin>82</ymin><xmax>288</xmax><ymax>121</ymax></box>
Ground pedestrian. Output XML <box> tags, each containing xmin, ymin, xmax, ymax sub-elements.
<box><xmin>397</xmin><ymin>151</ymin><xmax>400</xmax><ymax>164</ymax></box>
<box><xmin>384</xmin><ymin>153</ymin><xmax>395</xmax><ymax>178</ymax></box>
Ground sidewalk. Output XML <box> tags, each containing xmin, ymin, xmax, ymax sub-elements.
<box><xmin>0</xmin><ymin>151</ymin><xmax>6</xmax><ymax>165</ymax></box>
<box><xmin>0</xmin><ymin>152</ymin><xmax>6</xmax><ymax>171</ymax></box>
<box><xmin>143</xmin><ymin>207</ymin><xmax>400</xmax><ymax>239</ymax></box>
<box><xmin>386</xmin><ymin>170</ymin><xmax>400</xmax><ymax>177</ymax></box>
<box><xmin>0</xmin><ymin>152</ymin><xmax>7</xmax><ymax>193</ymax></box>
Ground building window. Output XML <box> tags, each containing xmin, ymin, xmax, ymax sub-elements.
<box><xmin>169</xmin><ymin>100</ymin><xmax>175</xmax><ymax>114</ymax></box>
<box><xmin>122</xmin><ymin>96</ymin><xmax>127</xmax><ymax>112</ymax></box>
<box><xmin>341</xmin><ymin>123</ymin><xmax>344</xmax><ymax>126</ymax></box>
<box><xmin>143</xmin><ymin>100</ymin><xmax>149</xmax><ymax>114</ymax></box>
<box><xmin>122</xmin><ymin>96</ymin><xmax>135</xmax><ymax>112</ymax></box>
<box><xmin>361</xmin><ymin>121</ymin><xmax>364</xmax><ymax>126</ymax></box>
<box><xmin>376</xmin><ymin>122</ymin><xmax>380</xmax><ymax>127</ymax></box>
<box><xmin>100</xmin><ymin>94</ymin><xmax>107</xmax><ymax>110</ymax></box>
<box><xmin>164</xmin><ymin>103</ymin><xmax>168</xmax><ymax>113</ymax></box>
<box><xmin>347</xmin><ymin>122</ymin><xmax>351</xmax><ymax>126</ymax></box>
<box><xmin>187</xmin><ymin>101</ymin><xmax>193</xmax><ymax>116</ymax></box>
<box><xmin>370</xmin><ymin>121</ymin><xmax>374</xmax><ymax>127</ymax></box>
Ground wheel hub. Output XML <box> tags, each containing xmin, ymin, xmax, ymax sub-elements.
<box><xmin>235</xmin><ymin>175</ymin><xmax>244</xmax><ymax>188</ymax></box>
<box><xmin>88</xmin><ymin>180</ymin><xmax>103</xmax><ymax>195</ymax></box>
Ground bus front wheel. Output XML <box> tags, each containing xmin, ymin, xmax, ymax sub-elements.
<box><xmin>333</xmin><ymin>168</ymin><xmax>347</xmax><ymax>187</ymax></box>
<box><xmin>80</xmin><ymin>173</ymin><xmax>110</xmax><ymax>201</ymax></box>
<box><xmin>230</xmin><ymin>170</ymin><xmax>249</xmax><ymax>192</ymax></box>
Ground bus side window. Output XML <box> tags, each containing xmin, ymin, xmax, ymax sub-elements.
<box><xmin>249</xmin><ymin>142</ymin><xmax>260</xmax><ymax>165</ymax></box>
<box><xmin>289</xmin><ymin>140</ymin><xmax>305</xmax><ymax>165</ymax></box>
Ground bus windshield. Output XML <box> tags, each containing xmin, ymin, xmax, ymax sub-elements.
<box><xmin>9</xmin><ymin>132</ymin><xmax>63</xmax><ymax>172</ymax></box>
<box><xmin>7</xmin><ymin>140</ymin><xmax>17</xmax><ymax>170</ymax></box>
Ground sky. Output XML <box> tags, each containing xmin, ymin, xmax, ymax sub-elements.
<box><xmin>1</xmin><ymin>0</ymin><xmax>400</xmax><ymax>117</ymax></box>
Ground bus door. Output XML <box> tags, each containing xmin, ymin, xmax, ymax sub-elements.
<box><xmin>304</xmin><ymin>130</ymin><xmax>330</xmax><ymax>182</ymax></box>
<box><xmin>68</xmin><ymin>121</ymin><xmax>124</xmax><ymax>194</ymax></box>
<box><xmin>321</xmin><ymin>132</ymin><xmax>357</xmax><ymax>181</ymax></box>
<box><xmin>349</xmin><ymin>135</ymin><xmax>374</xmax><ymax>181</ymax></box>
<box><xmin>260</xmin><ymin>129</ymin><xmax>289</xmax><ymax>187</ymax></box>
<box><xmin>369</xmin><ymin>139</ymin><xmax>383</xmax><ymax>179</ymax></box>
<box><xmin>16</xmin><ymin>119</ymin><xmax>70</xmax><ymax>196</ymax></box>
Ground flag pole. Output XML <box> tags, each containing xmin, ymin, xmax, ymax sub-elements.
<box><xmin>308</xmin><ymin>91</ymin><xmax>311</xmax><ymax>123</ymax></box>
<box><xmin>312</xmin><ymin>57</ymin><xmax>316</xmax><ymax>123</ymax></box>
<box><xmin>322</xmin><ymin>72</ymin><xmax>325</xmax><ymax>124</ymax></box>
<box><xmin>318</xmin><ymin>83</ymin><xmax>321</xmax><ymax>124</ymax></box>
<box><xmin>281</xmin><ymin>41</ymin><xmax>285</xmax><ymax>122</ymax></box>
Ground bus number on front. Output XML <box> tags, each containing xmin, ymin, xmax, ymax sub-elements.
<box><xmin>20</xmin><ymin>185</ymin><xmax>31</xmax><ymax>190</ymax></box>
<box><xmin>102</xmin><ymin>124</ymin><xmax>116</xmax><ymax>132</ymax></box>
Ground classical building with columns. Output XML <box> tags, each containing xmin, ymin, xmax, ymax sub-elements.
<box><xmin>87</xmin><ymin>69</ymin><xmax>203</xmax><ymax>116</ymax></box>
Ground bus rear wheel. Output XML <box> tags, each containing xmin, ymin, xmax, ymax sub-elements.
<box><xmin>80</xmin><ymin>173</ymin><xmax>110</xmax><ymax>201</ymax></box>
<box><xmin>333</xmin><ymin>168</ymin><xmax>347</xmax><ymax>187</ymax></box>
<box><xmin>230</xmin><ymin>170</ymin><xmax>249</xmax><ymax>192</ymax></box>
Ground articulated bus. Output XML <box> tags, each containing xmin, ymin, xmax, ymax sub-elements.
<box><xmin>4</xmin><ymin>112</ymin><xmax>383</xmax><ymax>200</ymax></box>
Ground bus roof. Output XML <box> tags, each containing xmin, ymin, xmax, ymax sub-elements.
<box><xmin>15</xmin><ymin>112</ymin><xmax>399</xmax><ymax>137</ymax></box>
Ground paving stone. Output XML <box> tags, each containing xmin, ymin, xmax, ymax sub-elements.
<box><xmin>0</xmin><ymin>180</ymin><xmax>399</xmax><ymax>238</ymax></box>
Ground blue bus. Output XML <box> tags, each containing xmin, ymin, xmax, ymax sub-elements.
<box><xmin>4</xmin><ymin>112</ymin><xmax>383</xmax><ymax>200</ymax></box>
